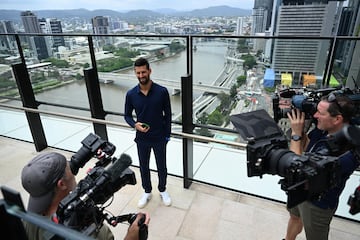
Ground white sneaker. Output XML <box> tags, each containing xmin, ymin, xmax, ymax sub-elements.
<box><xmin>138</xmin><ymin>193</ymin><xmax>152</xmax><ymax>208</ymax></box>
<box><xmin>160</xmin><ymin>191</ymin><xmax>172</xmax><ymax>206</ymax></box>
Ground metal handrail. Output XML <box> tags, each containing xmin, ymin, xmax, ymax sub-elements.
<box><xmin>0</xmin><ymin>103</ymin><xmax>247</xmax><ymax>149</ymax></box>
<box><xmin>1</xmin><ymin>32</ymin><xmax>360</xmax><ymax>41</ymax></box>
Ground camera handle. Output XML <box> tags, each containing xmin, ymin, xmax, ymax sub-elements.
<box><xmin>106</xmin><ymin>213</ymin><xmax>148</xmax><ymax>240</ymax></box>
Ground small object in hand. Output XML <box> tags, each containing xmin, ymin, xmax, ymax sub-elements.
<box><xmin>141</xmin><ymin>123</ymin><xmax>149</xmax><ymax>128</ymax></box>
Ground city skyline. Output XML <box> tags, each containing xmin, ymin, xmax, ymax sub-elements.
<box><xmin>0</xmin><ymin>0</ymin><xmax>255</xmax><ymax>11</ymax></box>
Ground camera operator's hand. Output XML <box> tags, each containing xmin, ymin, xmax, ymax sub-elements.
<box><xmin>124</xmin><ymin>212</ymin><xmax>150</xmax><ymax>240</ymax></box>
<box><xmin>287</xmin><ymin>108</ymin><xmax>305</xmax><ymax>136</ymax></box>
<box><xmin>287</xmin><ymin>109</ymin><xmax>309</xmax><ymax>155</ymax></box>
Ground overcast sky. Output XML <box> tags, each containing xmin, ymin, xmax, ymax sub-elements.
<box><xmin>1</xmin><ymin>0</ymin><xmax>254</xmax><ymax>11</ymax></box>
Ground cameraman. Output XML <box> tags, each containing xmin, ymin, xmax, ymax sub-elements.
<box><xmin>21</xmin><ymin>152</ymin><xmax>150</xmax><ymax>240</ymax></box>
<box><xmin>284</xmin><ymin>94</ymin><xmax>359</xmax><ymax>240</ymax></box>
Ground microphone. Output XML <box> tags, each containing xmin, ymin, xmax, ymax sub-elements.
<box><xmin>77</xmin><ymin>153</ymin><xmax>133</xmax><ymax>205</ymax></box>
<box><xmin>104</xmin><ymin>153</ymin><xmax>136</xmax><ymax>197</ymax></box>
<box><xmin>106</xmin><ymin>154</ymin><xmax>132</xmax><ymax>181</ymax></box>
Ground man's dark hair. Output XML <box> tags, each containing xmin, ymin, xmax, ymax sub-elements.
<box><xmin>134</xmin><ymin>57</ymin><xmax>150</xmax><ymax>69</ymax></box>
<box><xmin>322</xmin><ymin>95</ymin><xmax>355</xmax><ymax>123</ymax></box>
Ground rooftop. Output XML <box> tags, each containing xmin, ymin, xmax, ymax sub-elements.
<box><xmin>1</xmin><ymin>135</ymin><xmax>359</xmax><ymax>240</ymax></box>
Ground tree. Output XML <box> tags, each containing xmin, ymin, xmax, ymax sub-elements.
<box><xmin>30</xmin><ymin>72</ymin><xmax>45</xmax><ymax>82</ymax></box>
<box><xmin>264</xmin><ymin>87</ymin><xmax>275</xmax><ymax>93</ymax></box>
<box><xmin>114</xmin><ymin>48</ymin><xmax>139</xmax><ymax>58</ymax></box>
<box><xmin>256</xmin><ymin>50</ymin><xmax>263</xmax><ymax>58</ymax></box>
<box><xmin>237</xmin><ymin>39</ymin><xmax>248</xmax><ymax>53</ymax></box>
<box><xmin>195</xmin><ymin>113</ymin><xmax>213</xmax><ymax>137</ymax></box>
<box><xmin>169</xmin><ymin>42</ymin><xmax>185</xmax><ymax>53</ymax></box>
<box><xmin>230</xmin><ymin>84</ymin><xmax>238</xmax><ymax>98</ymax></box>
<box><xmin>236</xmin><ymin>75</ymin><xmax>247</xmax><ymax>86</ymax></box>
<box><xmin>97</xmin><ymin>58</ymin><xmax>133</xmax><ymax>72</ymax></box>
<box><xmin>241</xmin><ymin>54</ymin><xmax>256</xmax><ymax>69</ymax></box>
<box><xmin>75</xmin><ymin>73</ymin><xmax>83</xmax><ymax>80</ymax></box>
<box><xmin>0</xmin><ymin>75</ymin><xmax>16</xmax><ymax>88</ymax></box>
<box><xmin>44</xmin><ymin>58</ymin><xmax>69</xmax><ymax>68</ymax></box>
<box><xmin>48</xmin><ymin>70</ymin><xmax>60</xmax><ymax>78</ymax></box>
<box><xmin>207</xmin><ymin>109</ymin><xmax>223</xmax><ymax>126</ymax></box>
<box><xmin>197</xmin><ymin>112</ymin><xmax>208</xmax><ymax>124</ymax></box>
<box><xmin>217</xmin><ymin>92</ymin><xmax>231</xmax><ymax>111</ymax></box>
<box><xmin>103</xmin><ymin>45</ymin><xmax>116</xmax><ymax>52</ymax></box>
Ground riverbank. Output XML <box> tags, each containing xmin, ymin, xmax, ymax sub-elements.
<box><xmin>3</xmin><ymin>40</ymin><xmax>230</xmax><ymax>126</ymax></box>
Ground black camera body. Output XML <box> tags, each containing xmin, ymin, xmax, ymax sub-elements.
<box><xmin>348</xmin><ymin>185</ymin><xmax>360</xmax><ymax>215</ymax></box>
<box><xmin>230</xmin><ymin>110</ymin><xmax>360</xmax><ymax>210</ymax></box>
<box><xmin>56</xmin><ymin>133</ymin><xmax>138</xmax><ymax>236</ymax></box>
<box><xmin>246</xmin><ymin>128</ymin><xmax>341</xmax><ymax>208</ymax></box>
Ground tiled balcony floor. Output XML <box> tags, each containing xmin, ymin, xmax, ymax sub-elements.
<box><xmin>1</xmin><ymin>136</ymin><xmax>359</xmax><ymax>240</ymax></box>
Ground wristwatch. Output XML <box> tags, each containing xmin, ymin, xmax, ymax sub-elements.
<box><xmin>291</xmin><ymin>135</ymin><xmax>302</xmax><ymax>141</ymax></box>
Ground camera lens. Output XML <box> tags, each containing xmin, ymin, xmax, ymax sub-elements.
<box><xmin>70</xmin><ymin>146</ymin><xmax>93</xmax><ymax>175</ymax></box>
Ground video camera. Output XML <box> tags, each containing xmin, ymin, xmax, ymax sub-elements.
<box><xmin>272</xmin><ymin>86</ymin><xmax>360</xmax><ymax>123</ymax></box>
<box><xmin>230</xmin><ymin>110</ymin><xmax>360</xmax><ymax>210</ymax></box>
<box><xmin>56</xmin><ymin>133</ymin><xmax>148</xmax><ymax>239</ymax></box>
<box><xmin>348</xmin><ymin>185</ymin><xmax>360</xmax><ymax>215</ymax></box>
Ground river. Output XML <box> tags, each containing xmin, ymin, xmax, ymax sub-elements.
<box><xmin>33</xmin><ymin>41</ymin><xmax>230</xmax><ymax>122</ymax></box>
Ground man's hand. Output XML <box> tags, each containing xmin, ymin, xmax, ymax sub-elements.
<box><xmin>135</xmin><ymin>122</ymin><xmax>150</xmax><ymax>133</ymax></box>
<box><xmin>124</xmin><ymin>212</ymin><xmax>150</xmax><ymax>240</ymax></box>
<box><xmin>287</xmin><ymin>108</ymin><xmax>308</xmax><ymax>155</ymax></box>
<box><xmin>287</xmin><ymin>108</ymin><xmax>305</xmax><ymax>136</ymax></box>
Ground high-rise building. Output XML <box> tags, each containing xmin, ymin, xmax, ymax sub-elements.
<box><xmin>236</xmin><ymin>17</ymin><xmax>245</xmax><ymax>35</ymax></box>
<box><xmin>112</xmin><ymin>20</ymin><xmax>129</xmax><ymax>32</ymax></box>
<box><xmin>92</xmin><ymin>16</ymin><xmax>109</xmax><ymax>35</ymax></box>
<box><xmin>20</xmin><ymin>11</ymin><xmax>49</xmax><ymax>60</ymax></box>
<box><xmin>91</xmin><ymin>16</ymin><xmax>111</xmax><ymax>47</ymax></box>
<box><xmin>48</xmin><ymin>19</ymin><xmax>65</xmax><ymax>50</ymax></box>
<box><xmin>38</xmin><ymin>18</ymin><xmax>65</xmax><ymax>52</ymax></box>
<box><xmin>21</xmin><ymin>11</ymin><xmax>41</xmax><ymax>33</ymax></box>
<box><xmin>252</xmin><ymin>0</ymin><xmax>275</xmax><ymax>67</ymax></box>
<box><xmin>0</xmin><ymin>20</ymin><xmax>17</xmax><ymax>52</ymax></box>
<box><xmin>252</xmin><ymin>0</ymin><xmax>273</xmax><ymax>34</ymax></box>
<box><xmin>252</xmin><ymin>8</ymin><xmax>268</xmax><ymax>34</ymax></box>
<box><xmin>335</xmin><ymin>0</ymin><xmax>360</xmax><ymax>87</ymax></box>
<box><xmin>271</xmin><ymin>0</ymin><xmax>344</xmax><ymax>85</ymax></box>
<box><xmin>38</xmin><ymin>18</ymin><xmax>53</xmax><ymax>57</ymax></box>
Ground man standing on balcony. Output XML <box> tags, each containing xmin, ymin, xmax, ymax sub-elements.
<box><xmin>124</xmin><ymin>57</ymin><xmax>172</xmax><ymax>208</ymax></box>
<box><xmin>284</xmin><ymin>94</ymin><xmax>358</xmax><ymax>240</ymax></box>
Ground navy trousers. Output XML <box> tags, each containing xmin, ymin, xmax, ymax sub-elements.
<box><xmin>136</xmin><ymin>141</ymin><xmax>168</xmax><ymax>193</ymax></box>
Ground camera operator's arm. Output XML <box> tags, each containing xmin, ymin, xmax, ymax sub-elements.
<box><xmin>124</xmin><ymin>213</ymin><xmax>150</xmax><ymax>240</ymax></box>
<box><xmin>287</xmin><ymin>109</ymin><xmax>309</xmax><ymax>155</ymax></box>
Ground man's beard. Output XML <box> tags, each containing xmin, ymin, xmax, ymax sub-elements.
<box><xmin>138</xmin><ymin>77</ymin><xmax>150</xmax><ymax>85</ymax></box>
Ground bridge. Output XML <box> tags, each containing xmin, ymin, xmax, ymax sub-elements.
<box><xmin>100</xmin><ymin>56</ymin><xmax>239</xmax><ymax>121</ymax></box>
<box><xmin>98</xmin><ymin>72</ymin><xmax>230</xmax><ymax>94</ymax></box>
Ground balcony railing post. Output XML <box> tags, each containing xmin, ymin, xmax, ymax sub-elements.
<box><xmin>181</xmin><ymin>74</ymin><xmax>194</xmax><ymax>189</ymax></box>
<box><xmin>11</xmin><ymin>63</ymin><xmax>47</xmax><ymax>151</ymax></box>
<box><xmin>83</xmin><ymin>68</ymin><xmax>108</xmax><ymax>141</ymax></box>
<box><xmin>323</xmin><ymin>37</ymin><xmax>337</xmax><ymax>86</ymax></box>
<box><xmin>87</xmin><ymin>36</ymin><xmax>98</xmax><ymax>71</ymax></box>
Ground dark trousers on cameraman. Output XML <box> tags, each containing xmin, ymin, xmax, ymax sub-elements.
<box><xmin>136</xmin><ymin>141</ymin><xmax>168</xmax><ymax>193</ymax></box>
